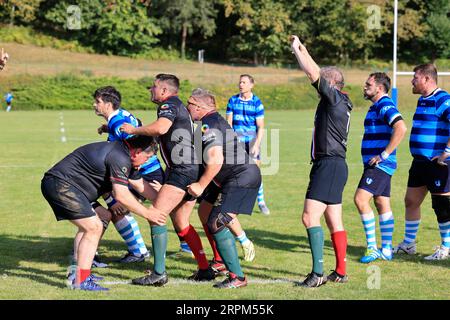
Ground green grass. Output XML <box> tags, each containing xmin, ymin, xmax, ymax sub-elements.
<box><xmin>0</xmin><ymin>109</ymin><xmax>448</xmax><ymax>300</ymax></box>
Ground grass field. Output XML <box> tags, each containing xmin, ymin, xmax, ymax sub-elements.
<box><xmin>0</xmin><ymin>109</ymin><xmax>448</xmax><ymax>300</ymax></box>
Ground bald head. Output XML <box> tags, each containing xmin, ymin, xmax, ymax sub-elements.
<box><xmin>320</xmin><ymin>66</ymin><xmax>345</xmax><ymax>90</ymax></box>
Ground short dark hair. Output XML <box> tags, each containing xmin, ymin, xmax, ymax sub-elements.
<box><xmin>240</xmin><ymin>74</ymin><xmax>254</xmax><ymax>83</ymax></box>
<box><xmin>93</xmin><ymin>86</ymin><xmax>121</xmax><ymax>110</ymax></box>
<box><xmin>369</xmin><ymin>72</ymin><xmax>391</xmax><ymax>93</ymax></box>
<box><xmin>155</xmin><ymin>73</ymin><xmax>180</xmax><ymax>92</ymax></box>
<box><xmin>413</xmin><ymin>63</ymin><xmax>438</xmax><ymax>83</ymax></box>
<box><xmin>126</xmin><ymin>135</ymin><xmax>158</xmax><ymax>153</ymax></box>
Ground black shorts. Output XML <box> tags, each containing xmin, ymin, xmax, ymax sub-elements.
<box><xmin>41</xmin><ymin>175</ymin><xmax>96</xmax><ymax>221</ymax></box>
<box><xmin>306</xmin><ymin>157</ymin><xmax>348</xmax><ymax>205</ymax></box>
<box><xmin>165</xmin><ymin>165</ymin><xmax>200</xmax><ymax>201</ymax></box>
<box><xmin>407</xmin><ymin>159</ymin><xmax>450</xmax><ymax>193</ymax></box>
<box><xmin>357</xmin><ymin>167</ymin><xmax>392</xmax><ymax>197</ymax></box>
<box><xmin>142</xmin><ymin>167</ymin><xmax>165</xmax><ymax>184</ymax></box>
<box><xmin>204</xmin><ymin>183</ymin><xmax>258</xmax><ymax>215</ymax></box>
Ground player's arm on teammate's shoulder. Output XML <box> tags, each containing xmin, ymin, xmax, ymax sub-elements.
<box><xmin>121</xmin><ymin>117</ymin><xmax>172</xmax><ymax>136</ymax></box>
<box><xmin>0</xmin><ymin>48</ymin><xmax>9</xmax><ymax>71</ymax></box>
<box><xmin>290</xmin><ymin>35</ymin><xmax>320</xmax><ymax>83</ymax></box>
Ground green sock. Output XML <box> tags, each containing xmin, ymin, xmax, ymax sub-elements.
<box><xmin>213</xmin><ymin>228</ymin><xmax>244</xmax><ymax>278</ymax></box>
<box><xmin>307</xmin><ymin>226</ymin><xmax>324</xmax><ymax>275</ymax></box>
<box><xmin>151</xmin><ymin>225</ymin><xmax>167</xmax><ymax>275</ymax></box>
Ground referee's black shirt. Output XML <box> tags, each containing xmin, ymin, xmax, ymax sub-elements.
<box><xmin>310</xmin><ymin>76</ymin><xmax>353</xmax><ymax>160</ymax></box>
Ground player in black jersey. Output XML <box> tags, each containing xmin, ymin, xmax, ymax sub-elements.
<box><xmin>121</xmin><ymin>74</ymin><xmax>211</xmax><ymax>286</ymax></box>
<box><xmin>186</xmin><ymin>88</ymin><xmax>261</xmax><ymax>288</ymax></box>
<box><xmin>291</xmin><ymin>35</ymin><xmax>353</xmax><ymax>287</ymax></box>
<box><xmin>41</xmin><ymin>136</ymin><xmax>161</xmax><ymax>290</ymax></box>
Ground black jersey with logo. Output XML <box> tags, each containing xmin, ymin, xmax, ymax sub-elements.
<box><xmin>198</xmin><ymin>111</ymin><xmax>261</xmax><ymax>188</ymax></box>
<box><xmin>157</xmin><ymin>96</ymin><xmax>198</xmax><ymax>169</ymax></box>
<box><xmin>311</xmin><ymin>76</ymin><xmax>353</xmax><ymax>160</ymax></box>
<box><xmin>44</xmin><ymin>141</ymin><xmax>138</xmax><ymax>202</ymax></box>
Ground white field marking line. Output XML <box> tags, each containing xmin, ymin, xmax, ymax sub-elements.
<box><xmin>102</xmin><ymin>278</ymin><xmax>294</xmax><ymax>286</ymax></box>
<box><xmin>59</xmin><ymin>112</ymin><xmax>67</xmax><ymax>143</ymax></box>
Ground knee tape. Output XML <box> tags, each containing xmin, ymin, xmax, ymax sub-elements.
<box><xmin>431</xmin><ymin>195</ymin><xmax>450</xmax><ymax>223</ymax></box>
<box><xmin>207</xmin><ymin>207</ymin><xmax>234</xmax><ymax>234</ymax></box>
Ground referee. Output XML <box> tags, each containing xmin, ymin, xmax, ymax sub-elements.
<box><xmin>291</xmin><ymin>35</ymin><xmax>353</xmax><ymax>287</ymax></box>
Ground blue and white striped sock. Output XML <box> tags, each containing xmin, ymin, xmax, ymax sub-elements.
<box><xmin>114</xmin><ymin>215</ymin><xmax>148</xmax><ymax>256</ymax></box>
<box><xmin>361</xmin><ymin>212</ymin><xmax>377</xmax><ymax>249</ymax></box>
<box><xmin>404</xmin><ymin>219</ymin><xmax>420</xmax><ymax>244</ymax></box>
<box><xmin>257</xmin><ymin>182</ymin><xmax>265</xmax><ymax>205</ymax></box>
<box><xmin>379</xmin><ymin>212</ymin><xmax>394</xmax><ymax>255</ymax></box>
<box><xmin>236</xmin><ymin>231</ymin><xmax>250</xmax><ymax>245</ymax></box>
<box><xmin>438</xmin><ymin>221</ymin><xmax>450</xmax><ymax>248</ymax></box>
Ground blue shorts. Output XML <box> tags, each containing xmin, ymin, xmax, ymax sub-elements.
<box><xmin>357</xmin><ymin>166</ymin><xmax>392</xmax><ymax>197</ymax></box>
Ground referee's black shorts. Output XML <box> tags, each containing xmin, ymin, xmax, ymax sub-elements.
<box><xmin>305</xmin><ymin>157</ymin><xmax>348</xmax><ymax>205</ymax></box>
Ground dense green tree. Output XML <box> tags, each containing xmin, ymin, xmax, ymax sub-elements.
<box><xmin>152</xmin><ymin>0</ymin><xmax>218</xmax><ymax>59</ymax></box>
<box><xmin>223</xmin><ymin>0</ymin><xmax>291</xmax><ymax>65</ymax></box>
<box><xmin>41</xmin><ymin>0</ymin><xmax>161</xmax><ymax>55</ymax></box>
<box><xmin>0</xmin><ymin>0</ymin><xmax>42</xmax><ymax>25</ymax></box>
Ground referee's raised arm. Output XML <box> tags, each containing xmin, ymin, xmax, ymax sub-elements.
<box><xmin>290</xmin><ymin>35</ymin><xmax>320</xmax><ymax>83</ymax></box>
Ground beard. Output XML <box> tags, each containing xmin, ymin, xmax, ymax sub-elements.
<box><xmin>363</xmin><ymin>92</ymin><xmax>373</xmax><ymax>100</ymax></box>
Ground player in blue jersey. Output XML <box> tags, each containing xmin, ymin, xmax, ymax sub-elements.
<box><xmin>226</xmin><ymin>74</ymin><xmax>270</xmax><ymax>216</ymax></box>
<box><xmin>354</xmin><ymin>73</ymin><xmax>407</xmax><ymax>263</ymax></box>
<box><xmin>394</xmin><ymin>64</ymin><xmax>450</xmax><ymax>260</ymax></box>
<box><xmin>4</xmin><ymin>92</ymin><xmax>13</xmax><ymax>112</ymax></box>
<box><xmin>93</xmin><ymin>86</ymin><xmax>156</xmax><ymax>263</ymax></box>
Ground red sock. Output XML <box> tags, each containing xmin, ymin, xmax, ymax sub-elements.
<box><xmin>79</xmin><ymin>268</ymin><xmax>91</xmax><ymax>283</ymax></box>
<box><xmin>202</xmin><ymin>223</ymin><xmax>222</xmax><ymax>262</ymax></box>
<box><xmin>178</xmin><ymin>225</ymin><xmax>209</xmax><ymax>270</ymax></box>
<box><xmin>331</xmin><ymin>231</ymin><xmax>347</xmax><ymax>276</ymax></box>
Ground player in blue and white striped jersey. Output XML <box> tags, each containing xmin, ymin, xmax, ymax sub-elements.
<box><xmin>94</xmin><ymin>86</ymin><xmax>158</xmax><ymax>263</ymax></box>
<box><xmin>354</xmin><ymin>73</ymin><xmax>407</xmax><ymax>264</ymax></box>
<box><xmin>394</xmin><ymin>64</ymin><xmax>450</xmax><ymax>260</ymax></box>
<box><xmin>226</xmin><ymin>74</ymin><xmax>270</xmax><ymax>216</ymax></box>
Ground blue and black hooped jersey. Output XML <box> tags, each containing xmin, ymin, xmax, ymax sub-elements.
<box><xmin>410</xmin><ymin>89</ymin><xmax>450</xmax><ymax>161</ymax></box>
<box><xmin>107</xmin><ymin>108</ymin><xmax>161</xmax><ymax>174</ymax></box>
<box><xmin>361</xmin><ymin>95</ymin><xmax>403</xmax><ymax>176</ymax></box>
<box><xmin>226</xmin><ymin>94</ymin><xmax>264</xmax><ymax>143</ymax></box>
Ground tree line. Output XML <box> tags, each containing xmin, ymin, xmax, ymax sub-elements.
<box><xmin>0</xmin><ymin>0</ymin><xmax>449</xmax><ymax>65</ymax></box>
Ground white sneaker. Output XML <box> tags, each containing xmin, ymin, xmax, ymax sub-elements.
<box><xmin>392</xmin><ymin>241</ymin><xmax>417</xmax><ymax>255</ymax></box>
<box><xmin>241</xmin><ymin>240</ymin><xmax>256</xmax><ymax>262</ymax></box>
<box><xmin>424</xmin><ymin>245</ymin><xmax>449</xmax><ymax>261</ymax></box>
<box><xmin>258</xmin><ymin>203</ymin><xmax>270</xmax><ymax>215</ymax></box>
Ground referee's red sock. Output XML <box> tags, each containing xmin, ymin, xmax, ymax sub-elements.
<box><xmin>178</xmin><ymin>225</ymin><xmax>209</xmax><ymax>270</ymax></box>
<box><xmin>202</xmin><ymin>223</ymin><xmax>223</xmax><ymax>262</ymax></box>
<box><xmin>331</xmin><ymin>231</ymin><xmax>347</xmax><ymax>276</ymax></box>
<box><xmin>79</xmin><ymin>268</ymin><xmax>91</xmax><ymax>283</ymax></box>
